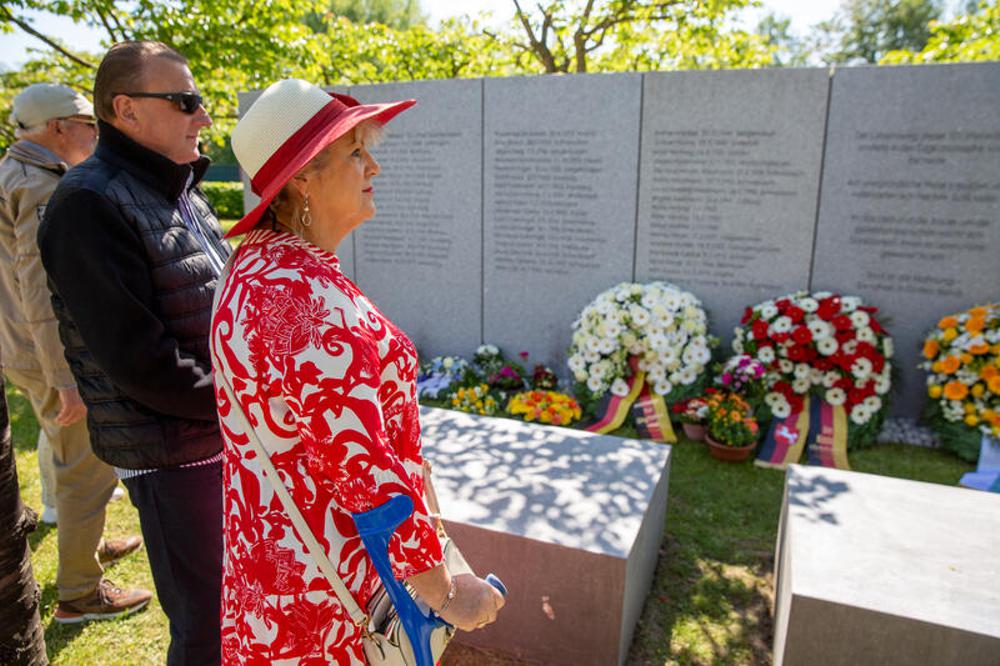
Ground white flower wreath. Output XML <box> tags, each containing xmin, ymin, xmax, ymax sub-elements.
<box><xmin>567</xmin><ymin>282</ymin><xmax>715</xmax><ymax>400</ymax></box>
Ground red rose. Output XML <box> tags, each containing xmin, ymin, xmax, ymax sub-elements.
<box><xmin>741</xmin><ymin>307</ymin><xmax>754</xmax><ymax>324</ymax></box>
<box><xmin>818</xmin><ymin>296</ymin><xmax>841</xmax><ymax>320</ymax></box>
<box><xmin>832</xmin><ymin>315</ymin><xmax>853</xmax><ymax>331</ymax></box>
<box><xmin>752</xmin><ymin>319</ymin><xmax>770</xmax><ymax>340</ymax></box>
<box><xmin>792</xmin><ymin>326</ymin><xmax>813</xmax><ymax>345</ymax></box>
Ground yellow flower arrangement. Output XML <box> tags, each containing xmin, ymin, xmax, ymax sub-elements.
<box><xmin>449</xmin><ymin>384</ymin><xmax>499</xmax><ymax>416</ymax></box>
<box><xmin>506</xmin><ymin>390</ymin><xmax>582</xmax><ymax>426</ymax></box>
<box><xmin>920</xmin><ymin>304</ymin><xmax>1000</xmax><ymax>448</ymax></box>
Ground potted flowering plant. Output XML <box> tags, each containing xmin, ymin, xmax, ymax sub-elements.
<box><xmin>506</xmin><ymin>390</ymin><xmax>582</xmax><ymax>426</ymax></box>
<box><xmin>704</xmin><ymin>391</ymin><xmax>760</xmax><ymax>462</ymax></box>
<box><xmin>716</xmin><ymin>354</ymin><xmax>767</xmax><ymax>405</ymax></box>
<box><xmin>672</xmin><ymin>396</ymin><xmax>710</xmax><ymax>441</ymax></box>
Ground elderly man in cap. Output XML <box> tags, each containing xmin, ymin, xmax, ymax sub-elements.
<box><xmin>0</xmin><ymin>83</ymin><xmax>150</xmax><ymax>622</ymax></box>
<box><xmin>39</xmin><ymin>41</ymin><xmax>227</xmax><ymax>665</ymax></box>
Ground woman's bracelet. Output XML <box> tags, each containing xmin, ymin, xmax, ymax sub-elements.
<box><xmin>433</xmin><ymin>578</ymin><xmax>457</xmax><ymax>617</ymax></box>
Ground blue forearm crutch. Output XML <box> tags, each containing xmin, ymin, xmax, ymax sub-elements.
<box><xmin>352</xmin><ymin>494</ymin><xmax>507</xmax><ymax>666</ymax></box>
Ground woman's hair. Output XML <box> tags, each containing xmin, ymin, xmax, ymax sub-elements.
<box><xmin>265</xmin><ymin>119</ymin><xmax>384</xmax><ymax>232</ymax></box>
<box><xmin>93</xmin><ymin>41</ymin><xmax>188</xmax><ymax>122</ymax></box>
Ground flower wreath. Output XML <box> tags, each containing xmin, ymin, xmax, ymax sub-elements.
<box><xmin>732</xmin><ymin>290</ymin><xmax>894</xmax><ymax>449</ymax></box>
<box><xmin>919</xmin><ymin>304</ymin><xmax>1000</xmax><ymax>461</ymax></box>
<box><xmin>567</xmin><ymin>282</ymin><xmax>715</xmax><ymax>409</ymax></box>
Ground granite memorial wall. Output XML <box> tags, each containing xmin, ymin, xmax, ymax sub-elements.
<box><xmin>238</xmin><ymin>62</ymin><xmax>1000</xmax><ymax>424</ymax></box>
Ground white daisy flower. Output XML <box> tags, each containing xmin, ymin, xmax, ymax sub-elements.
<box><xmin>822</xmin><ymin>371</ymin><xmax>840</xmax><ymax>388</ymax></box>
<box><xmin>799</xmin><ymin>297</ymin><xmax>819</xmax><ymax>313</ymax></box>
<box><xmin>771</xmin><ymin>316</ymin><xmax>793</xmax><ymax>334</ymax></box>
<box><xmin>792</xmin><ymin>377</ymin><xmax>811</xmax><ymax>394</ymax></box>
<box><xmin>810</xmin><ymin>368</ymin><xmax>824</xmax><ymax>385</ymax></box>
<box><xmin>760</xmin><ymin>303</ymin><xmax>779</xmax><ymax>320</ymax></box>
<box><xmin>842</xmin><ymin>340</ymin><xmax>858</xmax><ymax>355</ymax></box>
<box><xmin>653</xmin><ymin>380</ymin><xmax>673</xmax><ymax>396</ymax></box>
<box><xmin>733</xmin><ymin>337</ymin><xmax>745</xmax><ymax>354</ymax></box>
<box><xmin>758</xmin><ymin>347</ymin><xmax>776</xmax><ymax>363</ymax></box>
<box><xmin>568</xmin><ymin>355</ymin><xmax>586</xmax><ymax>372</ymax></box>
<box><xmin>794</xmin><ymin>363</ymin><xmax>811</xmax><ymax>380</ymax></box>
<box><xmin>677</xmin><ymin>366</ymin><xmax>698</xmax><ymax>385</ymax></box>
<box><xmin>764</xmin><ymin>391</ymin><xmax>782</xmax><ymax>407</ymax></box>
<box><xmin>856</xmin><ymin>327</ymin><xmax>876</xmax><ymax>343</ymax></box>
<box><xmin>850</xmin><ymin>310</ymin><xmax>870</xmax><ymax>328</ymax></box>
<box><xmin>817</xmin><ymin>338</ymin><xmax>839</xmax><ymax>356</ymax></box>
<box><xmin>807</xmin><ymin>319</ymin><xmax>833</xmax><ymax>341</ymax></box>
<box><xmin>825</xmin><ymin>387</ymin><xmax>847</xmax><ymax>405</ymax></box>
<box><xmin>851</xmin><ymin>357</ymin><xmax>873</xmax><ymax>380</ymax></box>
<box><xmin>779</xmin><ymin>359</ymin><xmax>794</xmax><ymax>373</ymax></box>
<box><xmin>841</xmin><ymin>296</ymin><xmax>861</xmax><ymax>312</ymax></box>
<box><xmin>813</xmin><ymin>291</ymin><xmax>833</xmax><ymax>299</ymax></box>
<box><xmin>772</xmin><ymin>400</ymin><xmax>792</xmax><ymax>418</ymax></box>
<box><xmin>874</xmin><ymin>376</ymin><xmax>890</xmax><ymax>395</ymax></box>
<box><xmin>850</xmin><ymin>404</ymin><xmax>871</xmax><ymax>425</ymax></box>
<box><xmin>598</xmin><ymin>338</ymin><xmax>616</xmax><ymax>355</ymax></box>
<box><xmin>610</xmin><ymin>378</ymin><xmax>630</xmax><ymax>397</ymax></box>
<box><xmin>574</xmin><ymin>369</ymin><xmax>588</xmax><ymax>382</ymax></box>
<box><xmin>584</xmin><ymin>350</ymin><xmax>600</xmax><ymax>364</ymax></box>
<box><xmin>586</xmin><ymin>375</ymin><xmax>605</xmax><ymax>393</ymax></box>
<box><xmin>863</xmin><ymin>396</ymin><xmax>882</xmax><ymax>412</ymax></box>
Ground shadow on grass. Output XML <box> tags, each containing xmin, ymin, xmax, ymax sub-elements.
<box><xmin>28</xmin><ymin>520</ymin><xmax>55</xmax><ymax>551</ymax></box>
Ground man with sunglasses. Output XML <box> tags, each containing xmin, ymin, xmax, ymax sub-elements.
<box><xmin>38</xmin><ymin>42</ymin><xmax>228</xmax><ymax>665</ymax></box>
<box><xmin>1</xmin><ymin>82</ymin><xmax>150</xmax><ymax>627</ymax></box>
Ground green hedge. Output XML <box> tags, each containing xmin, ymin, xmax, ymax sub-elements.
<box><xmin>200</xmin><ymin>181</ymin><xmax>244</xmax><ymax>220</ymax></box>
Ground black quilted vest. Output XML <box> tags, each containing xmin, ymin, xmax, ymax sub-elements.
<box><xmin>47</xmin><ymin>123</ymin><xmax>231</xmax><ymax>469</ymax></box>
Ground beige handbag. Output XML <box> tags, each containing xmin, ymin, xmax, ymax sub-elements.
<box><xmin>217</xmin><ymin>372</ymin><xmax>470</xmax><ymax>666</ymax></box>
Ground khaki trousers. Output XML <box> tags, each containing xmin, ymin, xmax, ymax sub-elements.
<box><xmin>5</xmin><ymin>366</ymin><xmax>118</xmax><ymax>600</ymax></box>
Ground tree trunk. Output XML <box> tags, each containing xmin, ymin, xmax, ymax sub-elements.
<box><xmin>0</xmin><ymin>385</ymin><xmax>47</xmax><ymax>665</ymax></box>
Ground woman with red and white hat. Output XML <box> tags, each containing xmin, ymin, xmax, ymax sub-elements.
<box><xmin>210</xmin><ymin>79</ymin><xmax>503</xmax><ymax>664</ymax></box>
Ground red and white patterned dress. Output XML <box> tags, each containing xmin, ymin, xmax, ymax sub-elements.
<box><xmin>210</xmin><ymin>228</ymin><xmax>443</xmax><ymax>665</ymax></box>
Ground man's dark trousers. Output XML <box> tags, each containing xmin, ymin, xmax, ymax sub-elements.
<box><xmin>123</xmin><ymin>461</ymin><xmax>223</xmax><ymax>666</ymax></box>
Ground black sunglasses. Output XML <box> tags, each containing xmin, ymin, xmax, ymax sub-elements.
<box><xmin>116</xmin><ymin>91</ymin><xmax>204</xmax><ymax>114</ymax></box>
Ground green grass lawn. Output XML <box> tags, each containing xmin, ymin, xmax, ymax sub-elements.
<box><xmin>8</xmin><ymin>382</ymin><xmax>974</xmax><ymax>665</ymax></box>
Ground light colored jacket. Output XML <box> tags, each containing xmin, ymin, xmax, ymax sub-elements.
<box><xmin>0</xmin><ymin>140</ymin><xmax>75</xmax><ymax>388</ymax></box>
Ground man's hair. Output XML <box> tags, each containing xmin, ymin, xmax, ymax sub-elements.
<box><xmin>93</xmin><ymin>41</ymin><xmax>187</xmax><ymax>122</ymax></box>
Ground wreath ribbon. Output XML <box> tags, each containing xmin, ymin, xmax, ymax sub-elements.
<box><xmin>584</xmin><ymin>357</ymin><xmax>676</xmax><ymax>443</ymax></box>
<box><xmin>755</xmin><ymin>396</ymin><xmax>850</xmax><ymax>470</ymax></box>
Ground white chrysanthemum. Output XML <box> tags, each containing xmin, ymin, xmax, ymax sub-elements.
<box><xmin>760</xmin><ymin>303</ymin><xmax>779</xmax><ymax>320</ymax></box>
<box><xmin>813</xmin><ymin>291</ymin><xmax>833</xmax><ymax>299</ymax></box>
<box><xmin>758</xmin><ymin>346</ymin><xmax>776</xmax><ymax>363</ymax></box>
<box><xmin>817</xmin><ymin>337</ymin><xmax>839</xmax><ymax>356</ymax></box>
<box><xmin>779</xmin><ymin>359</ymin><xmax>794</xmax><ymax>373</ymax></box>
<box><xmin>850</xmin><ymin>310</ymin><xmax>870</xmax><ymax>328</ymax></box>
<box><xmin>881</xmin><ymin>338</ymin><xmax>894</xmax><ymax>359</ymax></box>
<box><xmin>605</xmin><ymin>322</ymin><xmax>622</xmax><ymax>338</ymax></box>
<box><xmin>574</xmin><ymin>369</ymin><xmax>588</xmax><ymax>382</ymax></box>
<box><xmin>794</xmin><ymin>363</ymin><xmax>811</xmax><ymax>380</ymax></box>
<box><xmin>825</xmin><ymin>387</ymin><xmax>847</xmax><ymax>405</ymax></box>
<box><xmin>568</xmin><ymin>355</ymin><xmax>586</xmax><ymax>372</ymax></box>
<box><xmin>772</xmin><ymin>400</ymin><xmax>792</xmax><ymax>418</ymax></box>
<box><xmin>851</xmin><ymin>357</ymin><xmax>873</xmax><ymax>380</ymax></box>
<box><xmin>610</xmin><ymin>378</ymin><xmax>630</xmax><ymax>397</ymax></box>
<box><xmin>810</xmin><ymin>368</ymin><xmax>824</xmax><ymax>385</ymax></box>
<box><xmin>850</xmin><ymin>404</ymin><xmax>871</xmax><ymax>425</ymax></box>
<box><xmin>677</xmin><ymin>366</ymin><xmax>698</xmax><ymax>385</ymax></box>
<box><xmin>822</xmin><ymin>371</ymin><xmax>840</xmax><ymax>388</ymax></box>
<box><xmin>733</xmin><ymin>337</ymin><xmax>745</xmax><ymax>354</ymax></box>
<box><xmin>771</xmin><ymin>316</ymin><xmax>793</xmax><ymax>334</ymax></box>
<box><xmin>598</xmin><ymin>338</ymin><xmax>616</xmax><ymax>355</ymax></box>
<box><xmin>863</xmin><ymin>396</ymin><xmax>882</xmax><ymax>412</ymax></box>
<box><xmin>663</xmin><ymin>293</ymin><xmax>680</xmax><ymax>310</ymax></box>
<box><xmin>629</xmin><ymin>306</ymin><xmax>650</xmax><ymax>327</ymax></box>
<box><xmin>842</xmin><ymin>340</ymin><xmax>858</xmax><ymax>355</ymax></box>
<box><xmin>584</xmin><ymin>350</ymin><xmax>600</xmax><ymax>364</ymax></box>
<box><xmin>808</xmin><ymin>319</ymin><xmax>833</xmax><ymax>341</ymax></box>
<box><xmin>792</xmin><ymin>377</ymin><xmax>811</xmax><ymax>394</ymax></box>
<box><xmin>590</xmin><ymin>362</ymin><xmax>607</xmax><ymax>379</ymax></box>
<box><xmin>841</xmin><ymin>296</ymin><xmax>861</xmax><ymax>312</ymax></box>
<box><xmin>764</xmin><ymin>391</ymin><xmax>782</xmax><ymax>407</ymax></box>
<box><xmin>587</xmin><ymin>375</ymin><xmax>605</xmax><ymax>393</ymax></box>
<box><xmin>856</xmin><ymin>327</ymin><xmax>876</xmax><ymax>343</ymax></box>
<box><xmin>800</xmin><ymin>297</ymin><xmax>819</xmax><ymax>313</ymax></box>
<box><xmin>874</xmin><ymin>375</ymin><xmax>890</xmax><ymax>395</ymax></box>
<box><xmin>653</xmin><ymin>380</ymin><xmax>673</xmax><ymax>396</ymax></box>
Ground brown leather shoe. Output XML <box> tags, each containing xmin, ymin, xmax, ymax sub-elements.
<box><xmin>53</xmin><ymin>579</ymin><xmax>153</xmax><ymax>624</ymax></box>
<box><xmin>97</xmin><ymin>536</ymin><xmax>143</xmax><ymax>564</ymax></box>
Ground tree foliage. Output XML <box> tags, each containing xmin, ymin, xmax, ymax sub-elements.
<box><xmin>881</xmin><ymin>0</ymin><xmax>1000</xmax><ymax>63</ymax></box>
<box><xmin>813</xmin><ymin>0</ymin><xmax>943</xmax><ymax>64</ymax></box>
<box><xmin>496</xmin><ymin>0</ymin><xmax>773</xmax><ymax>73</ymax></box>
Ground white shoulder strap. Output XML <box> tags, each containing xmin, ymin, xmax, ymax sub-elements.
<box><xmin>211</xmin><ymin>250</ymin><xmax>368</xmax><ymax>627</ymax></box>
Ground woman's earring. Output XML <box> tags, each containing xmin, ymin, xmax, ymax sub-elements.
<box><xmin>300</xmin><ymin>194</ymin><xmax>313</xmax><ymax>228</ymax></box>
